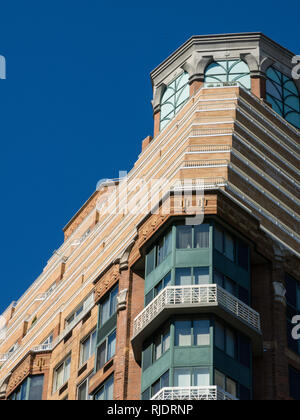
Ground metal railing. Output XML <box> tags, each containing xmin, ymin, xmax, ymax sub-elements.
<box><xmin>151</xmin><ymin>386</ymin><xmax>238</xmax><ymax>401</ymax></box>
<box><xmin>133</xmin><ymin>284</ymin><xmax>261</xmax><ymax>338</ymax></box>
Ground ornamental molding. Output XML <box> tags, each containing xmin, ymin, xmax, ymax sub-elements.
<box><xmin>94</xmin><ymin>265</ymin><xmax>120</xmax><ymax>305</ymax></box>
<box><xmin>6</xmin><ymin>352</ymin><xmax>51</xmax><ymax>397</ymax></box>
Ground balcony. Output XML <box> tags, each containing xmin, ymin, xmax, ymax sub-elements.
<box><xmin>132</xmin><ymin>285</ymin><xmax>262</xmax><ymax>361</ymax></box>
<box><xmin>151</xmin><ymin>386</ymin><xmax>238</xmax><ymax>401</ymax></box>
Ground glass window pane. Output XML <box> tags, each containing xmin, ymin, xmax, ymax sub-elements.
<box><xmin>106</xmin><ymin>376</ymin><xmax>114</xmax><ymax>400</ymax></box>
<box><xmin>177</xmin><ymin>226</ymin><xmax>192</xmax><ymax>249</ymax></box>
<box><xmin>146</xmin><ymin>248</ymin><xmax>156</xmax><ymax>275</ymax></box>
<box><xmin>175</xmin><ymin>268</ymin><xmax>192</xmax><ymax>286</ymax></box>
<box><xmin>195</xmin><ymin>224</ymin><xmax>210</xmax><ymax>248</ymax></box>
<box><xmin>226</xmin><ymin>378</ymin><xmax>237</xmax><ymax>397</ymax></box>
<box><xmin>151</xmin><ymin>379</ymin><xmax>160</xmax><ymax>397</ymax></box>
<box><xmin>226</xmin><ymin>328</ymin><xmax>236</xmax><ymax>358</ymax></box>
<box><xmin>194</xmin><ymin>267</ymin><xmax>209</xmax><ymax>285</ymax></box>
<box><xmin>78</xmin><ymin>381</ymin><xmax>87</xmax><ymax>401</ymax></box>
<box><xmin>110</xmin><ymin>287</ymin><xmax>118</xmax><ymax>317</ymax></box>
<box><xmin>95</xmin><ymin>387</ymin><xmax>105</xmax><ymax>400</ymax></box>
<box><xmin>194</xmin><ymin>368</ymin><xmax>210</xmax><ymax>386</ymax></box>
<box><xmin>214</xmin><ymin>271</ymin><xmax>224</xmax><ymax>287</ymax></box>
<box><xmin>91</xmin><ymin>331</ymin><xmax>96</xmax><ymax>355</ymax></box>
<box><xmin>81</xmin><ymin>336</ymin><xmax>91</xmax><ymax>365</ymax></box>
<box><xmin>157</xmin><ymin>238</ymin><xmax>164</xmax><ymax>265</ymax></box>
<box><xmin>96</xmin><ymin>342</ymin><xmax>106</xmax><ymax>371</ymax></box>
<box><xmin>154</xmin><ymin>335</ymin><xmax>162</xmax><ymax>360</ymax></box>
<box><xmin>237</xmin><ymin>240</ymin><xmax>249</xmax><ymax>271</ymax></box>
<box><xmin>194</xmin><ymin>320</ymin><xmax>210</xmax><ymax>346</ymax></box>
<box><xmin>56</xmin><ymin>364</ymin><xmax>64</xmax><ymax>390</ymax></box>
<box><xmin>21</xmin><ymin>379</ymin><xmax>28</xmax><ymax>400</ymax></box>
<box><xmin>224</xmin><ymin>277</ymin><xmax>235</xmax><ymax>296</ymax></box>
<box><xmin>162</xmin><ymin>329</ymin><xmax>170</xmax><ymax>352</ymax></box>
<box><xmin>164</xmin><ymin>231</ymin><xmax>172</xmax><ymax>257</ymax></box>
<box><xmin>175</xmin><ymin>320</ymin><xmax>192</xmax><ymax>346</ymax></box>
<box><xmin>161</xmin><ymin>370</ymin><xmax>169</xmax><ymax>389</ymax></box>
<box><xmin>163</xmin><ymin>273</ymin><xmax>171</xmax><ymax>288</ymax></box>
<box><xmin>174</xmin><ymin>368</ymin><xmax>191</xmax><ymax>387</ymax></box>
<box><xmin>100</xmin><ymin>298</ymin><xmax>110</xmax><ymax>326</ymax></box>
<box><xmin>215</xmin><ymin>227</ymin><xmax>223</xmax><ymax>253</ymax></box>
<box><xmin>107</xmin><ymin>331</ymin><xmax>116</xmax><ymax>360</ymax></box>
<box><xmin>155</xmin><ymin>281</ymin><xmax>163</xmax><ymax>296</ymax></box>
<box><xmin>145</xmin><ymin>290</ymin><xmax>153</xmax><ymax>306</ymax></box>
<box><xmin>224</xmin><ymin>233</ymin><xmax>235</xmax><ymax>261</ymax></box>
<box><xmin>28</xmin><ymin>375</ymin><xmax>44</xmax><ymax>401</ymax></box>
<box><xmin>215</xmin><ymin>322</ymin><xmax>225</xmax><ymax>351</ymax></box>
<box><xmin>64</xmin><ymin>357</ymin><xmax>71</xmax><ymax>384</ymax></box>
<box><xmin>215</xmin><ymin>370</ymin><xmax>225</xmax><ymax>389</ymax></box>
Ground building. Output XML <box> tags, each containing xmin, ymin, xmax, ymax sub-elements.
<box><xmin>0</xmin><ymin>32</ymin><xmax>299</xmax><ymax>401</ymax></box>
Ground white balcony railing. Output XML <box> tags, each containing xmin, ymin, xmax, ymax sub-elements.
<box><xmin>151</xmin><ymin>386</ymin><xmax>238</xmax><ymax>401</ymax></box>
<box><xmin>133</xmin><ymin>285</ymin><xmax>261</xmax><ymax>338</ymax></box>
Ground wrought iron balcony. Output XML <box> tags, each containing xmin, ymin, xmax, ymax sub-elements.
<box><xmin>151</xmin><ymin>386</ymin><xmax>238</xmax><ymax>401</ymax></box>
<box><xmin>132</xmin><ymin>285</ymin><xmax>262</xmax><ymax>360</ymax></box>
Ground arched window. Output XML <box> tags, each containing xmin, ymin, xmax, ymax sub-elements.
<box><xmin>266</xmin><ymin>66</ymin><xmax>300</xmax><ymax>130</ymax></box>
<box><xmin>160</xmin><ymin>72</ymin><xmax>190</xmax><ymax>130</ymax></box>
<box><xmin>204</xmin><ymin>60</ymin><xmax>251</xmax><ymax>90</ymax></box>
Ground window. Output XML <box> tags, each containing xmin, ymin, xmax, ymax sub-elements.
<box><xmin>154</xmin><ymin>327</ymin><xmax>170</xmax><ymax>361</ymax></box>
<box><xmin>215</xmin><ymin>321</ymin><xmax>251</xmax><ymax>367</ymax></box>
<box><xmin>214</xmin><ymin>225</ymin><xmax>249</xmax><ymax>268</ymax></box>
<box><xmin>155</xmin><ymin>273</ymin><xmax>171</xmax><ymax>296</ymax></box>
<box><xmin>160</xmin><ymin>72</ymin><xmax>190</xmax><ymax>130</ymax></box>
<box><xmin>205</xmin><ymin>60</ymin><xmax>251</xmax><ymax>90</ymax></box>
<box><xmin>289</xmin><ymin>366</ymin><xmax>300</xmax><ymax>400</ymax></box>
<box><xmin>65</xmin><ymin>294</ymin><xmax>94</xmax><ymax>327</ymax></box>
<box><xmin>100</xmin><ymin>286</ymin><xmax>118</xmax><ymax>327</ymax></box>
<box><xmin>175</xmin><ymin>319</ymin><xmax>210</xmax><ymax>347</ymax></box>
<box><xmin>53</xmin><ymin>355</ymin><xmax>71</xmax><ymax>393</ymax></box>
<box><xmin>96</xmin><ymin>330</ymin><xmax>116</xmax><ymax>371</ymax></box>
<box><xmin>174</xmin><ymin>367</ymin><xmax>210</xmax><ymax>387</ymax></box>
<box><xmin>215</xmin><ymin>322</ymin><xmax>236</xmax><ymax>358</ymax></box>
<box><xmin>94</xmin><ymin>375</ymin><xmax>114</xmax><ymax>400</ymax></box>
<box><xmin>80</xmin><ymin>330</ymin><xmax>96</xmax><ymax>367</ymax></box>
<box><xmin>176</xmin><ymin>224</ymin><xmax>210</xmax><ymax>249</ymax></box>
<box><xmin>266</xmin><ymin>66</ymin><xmax>300</xmax><ymax>130</ymax></box>
<box><xmin>77</xmin><ymin>375</ymin><xmax>92</xmax><ymax>401</ymax></box>
<box><xmin>175</xmin><ymin>267</ymin><xmax>209</xmax><ymax>286</ymax></box>
<box><xmin>214</xmin><ymin>270</ymin><xmax>249</xmax><ymax>304</ymax></box>
<box><xmin>142</xmin><ymin>325</ymin><xmax>171</xmax><ymax>370</ymax></box>
<box><xmin>8</xmin><ymin>375</ymin><xmax>44</xmax><ymax>401</ymax></box>
<box><xmin>224</xmin><ymin>232</ymin><xmax>235</xmax><ymax>262</ymax></box>
<box><xmin>214</xmin><ymin>370</ymin><xmax>237</xmax><ymax>398</ymax></box>
<box><xmin>146</xmin><ymin>230</ymin><xmax>173</xmax><ymax>276</ymax></box>
<box><xmin>151</xmin><ymin>371</ymin><xmax>169</xmax><ymax>398</ymax></box>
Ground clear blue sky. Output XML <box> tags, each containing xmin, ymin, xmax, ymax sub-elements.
<box><xmin>0</xmin><ymin>0</ymin><xmax>299</xmax><ymax>313</ymax></box>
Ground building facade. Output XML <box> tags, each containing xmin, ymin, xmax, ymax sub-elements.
<box><xmin>0</xmin><ymin>32</ymin><xmax>299</xmax><ymax>401</ymax></box>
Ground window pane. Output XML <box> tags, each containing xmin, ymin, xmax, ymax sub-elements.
<box><xmin>215</xmin><ymin>322</ymin><xmax>225</xmax><ymax>351</ymax></box>
<box><xmin>174</xmin><ymin>368</ymin><xmax>191</xmax><ymax>387</ymax></box>
<box><xmin>162</xmin><ymin>329</ymin><xmax>170</xmax><ymax>352</ymax></box>
<box><xmin>226</xmin><ymin>378</ymin><xmax>237</xmax><ymax>397</ymax></box>
<box><xmin>164</xmin><ymin>231</ymin><xmax>172</xmax><ymax>257</ymax></box>
<box><xmin>224</xmin><ymin>277</ymin><xmax>235</xmax><ymax>296</ymax></box>
<box><xmin>163</xmin><ymin>273</ymin><xmax>171</xmax><ymax>288</ymax></box>
<box><xmin>161</xmin><ymin>371</ymin><xmax>169</xmax><ymax>388</ymax></box>
<box><xmin>95</xmin><ymin>387</ymin><xmax>105</xmax><ymax>400</ymax></box>
<box><xmin>106</xmin><ymin>376</ymin><xmax>114</xmax><ymax>400</ymax></box>
<box><xmin>214</xmin><ymin>271</ymin><xmax>224</xmax><ymax>287</ymax></box>
<box><xmin>145</xmin><ymin>290</ymin><xmax>153</xmax><ymax>306</ymax></box>
<box><xmin>195</xmin><ymin>224</ymin><xmax>210</xmax><ymax>248</ymax></box>
<box><xmin>100</xmin><ymin>298</ymin><xmax>110</xmax><ymax>326</ymax></box>
<box><xmin>78</xmin><ymin>381</ymin><xmax>87</xmax><ymax>401</ymax></box>
<box><xmin>226</xmin><ymin>328</ymin><xmax>236</xmax><ymax>358</ymax></box>
<box><xmin>194</xmin><ymin>267</ymin><xmax>209</xmax><ymax>285</ymax></box>
<box><xmin>56</xmin><ymin>364</ymin><xmax>64</xmax><ymax>391</ymax></box>
<box><xmin>110</xmin><ymin>287</ymin><xmax>118</xmax><ymax>317</ymax></box>
<box><xmin>151</xmin><ymin>379</ymin><xmax>160</xmax><ymax>397</ymax></box>
<box><xmin>91</xmin><ymin>331</ymin><xmax>96</xmax><ymax>355</ymax></box>
<box><xmin>194</xmin><ymin>368</ymin><xmax>210</xmax><ymax>386</ymax></box>
<box><xmin>21</xmin><ymin>379</ymin><xmax>28</xmax><ymax>400</ymax></box>
<box><xmin>81</xmin><ymin>336</ymin><xmax>91</xmax><ymax>365</ymax></box>
<box><xmin>157</xmin><ymin>238</ymin><xmax>164</xmax><ymax>265</ymax></box>
<box><xmin>64</xmin><ymin>357</ymin><xmax>71</xmax><ymax>384</ymax></box>
<box><xmin>146</xmin><ymin>248</ymin><xmax>156</xmax><ymax>275</ymax></box>
<box><xmin>194</xmin><ymin>320</ymin><xmax>210</xmax><ymax>346</ymax></box>
<box><xmin>96</xmin><ymin>342</ymin><xmax>106</xmax><ymax>371</ymax></box>
<box><xmin>154</xmin><ymin>335</ymin><xmax>162</xmax><ymax>360</ymax></box>
<box><xmin>215</xmin><ymin>227</ymin><xmax>223</xmax><ymax>253</ymax></box>
<box><xmin>175</xmin><ymin>268</ymin><xmax>192</xmax><ymax>286</ymax></box>
<box><xmin>215</xmin><ymin>370</ymin><xmax>225</xmax><ymax>389</ymax></box>
<box><xmin>237</xmin><ymin>240</ymin><xmax>249</xmax><ymax>271</ymax></box>
<box><xmin>107</xmin><ymin>331</ymin><xmax>116</xmax><ymax>360</ymax></box>
<box><xmin>224</xmin><ymin>233</ymin><xmax>235</xmax><ymax>261</ymax></box>
<box><xmin>177</xmin><ymin>226</ymin><xmax>192</xmax><ymax>249</ymax></box>
<box><xmin>155</xmin><ymin>281</ymin><xmax>163</xmax><ymax>296</ymax></box>
<box><xmin>175</xmin><ymin>320</ymin><xmax>192</xmax><ymax>346</ymax></box>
